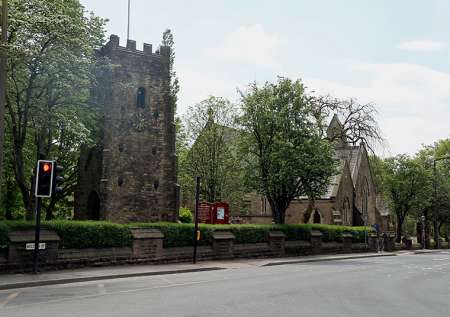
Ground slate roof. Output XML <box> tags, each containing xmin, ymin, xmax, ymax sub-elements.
<box><xmin>334</xmin><ymin>145</ymin><xmax>362</xmax><ymax>181</ymax></box>
<box><xmin>319</xmin><ymin>147</ymin><xmax>362</xmax><ymax>200</ymax></box>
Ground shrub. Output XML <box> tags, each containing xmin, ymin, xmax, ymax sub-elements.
<box><xmin>0</xmin><ymin>220</ymin><xmax>374</xmax><ymax>250</ymax></box>
<box><xmin>178</xmin><ymin>207</ymin><xmax>193</xmax><ymax>223</ymax></box>
<box><xmin>46</xmin><ymin>221</ymin><xmax>132</xmax><ymax>249</ymax></box>
<box><xmin>0</xmin><ymin>220</ymin><xmax>132</xmax><ymax>250</ymax></box>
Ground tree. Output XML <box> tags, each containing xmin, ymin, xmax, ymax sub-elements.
<box><xmin>161</xmin><ymin>29</ymin><xmax>179</xmax><ymax>113</ymax></box>
<box><xmin>181</xmin><ymin>96</ymin><xmax>246</xmax><ymax>210</ymax></box>
<box><xmin>239</xmin><ymin>78</ymin><xmax>336</xmax><ymax>224</ymax></box>
<box><xmin>309</xmin><ymin>95</ymin><xmax>384</xmax><ymax>153</ymax></box>
<box><xmin>4</xmin><ymin>0</ymin><xmax>106</xmax><ymax>218</ymax></box>
<box><xmin>381</xmin><ymin>155</ymin><xmax>432</xmax><ymax>242</ymax></box>
<box><xmin>416</xmin><ymin>139</ymin><xmax>450</xmax><ymax>240</ymax></box>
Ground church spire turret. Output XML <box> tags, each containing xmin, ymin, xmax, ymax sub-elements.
<box><xmin>326</xmin><ymin>114</ymin><xmax>348</xmax><ymax>148</ymax></box>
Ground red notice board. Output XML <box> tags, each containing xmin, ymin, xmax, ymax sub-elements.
<box><xmin>197</xmin><ymin>202</ymin><xmax>230</xmax><ymax>224</ymax></box>
<box><xmin>213</xmin><ymin>202</ymin><xmax>230</xmax><ymax>224</ymax></box>
<box><xmin>198</xmin><ymin>202</ymin><xmax>213</xmax><ymax>224</ymax></box>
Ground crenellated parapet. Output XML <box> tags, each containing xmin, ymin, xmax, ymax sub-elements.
<box><xmin>103</xmin><ymin>34</ymin><xmax>170</xmax><ymax>59</ymax></box>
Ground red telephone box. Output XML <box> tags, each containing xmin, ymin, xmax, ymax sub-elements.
<box><xmin>197</xmin><ymin>202</ymin><xmax>230</xmax><ymax>224</ymax></box>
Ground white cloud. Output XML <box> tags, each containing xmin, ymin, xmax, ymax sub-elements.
<box><xmin>177</xmin><ymin>65</ymin><xmax>242</xmax><ymax>116</ymax></box>
<box><xmin>397</xmin><ymin>40</ymin><xmax>446</xmax><ymax>52</ymax></box>
<box><xmin>304</xmin><ymin>63</ymin><xmax>450</xmax><ymax>155</ymax></box>
<box><xmin>204</xmin><ymin>24</ymin><xmax>280</xmax><ymax>69</ymax></box>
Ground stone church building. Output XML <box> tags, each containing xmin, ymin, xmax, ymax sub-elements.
<box><xmin>74</xmin><ymin>35</ymin><xmax>179</xmax><ymax>223</ymax></box>
<box><xmin>244</xmin><ymin>115</ymin><xmax>390</xmax><ymax>229</ymax></box>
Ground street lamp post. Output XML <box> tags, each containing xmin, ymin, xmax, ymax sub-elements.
<box><xmin>432</xmin><ymin>156</ymin><xmax>450</xmax><ymax>249</ymax></box>
<box><xmin>421</xmin><ymin>215</ymin><xmax>426</xmax><ymax>250</ymax></box>
<box><xmin>364</xmin><ymin>213</ymin><xmax>368</xmax><ymax>248</ymax></box>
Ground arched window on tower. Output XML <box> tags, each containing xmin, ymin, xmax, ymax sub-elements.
<box><xmin>137</xmin><ymin>87</ymin><xmax>146</xmax><ymax>108</ymax></box>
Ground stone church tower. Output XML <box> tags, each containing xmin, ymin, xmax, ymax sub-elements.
<box><xmin>74</xmin><ymin>35</ymin><xmax>179</xmax><ymax>223</ymax></box>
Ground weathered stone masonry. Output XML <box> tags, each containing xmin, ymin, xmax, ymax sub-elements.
<box><xmin>75</xmin><ymin>35</ymin><xmax>179</xmax><ymax>223</ymax></box>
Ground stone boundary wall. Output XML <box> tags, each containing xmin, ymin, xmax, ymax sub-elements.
<box><xmin>1</xmin><ymin>228</ymin><xmax>448</xmax><ymax>273</ymax></box>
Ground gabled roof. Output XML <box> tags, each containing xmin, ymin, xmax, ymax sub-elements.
<box><xmin>334</xmin><ymin>145</ymin><xmax>363</xmax><ymax>182</ymax></box>
<box><xmin>298</xmin><ymin>158</ymin><xmax>350</xmax><ymax>200</ymax></box>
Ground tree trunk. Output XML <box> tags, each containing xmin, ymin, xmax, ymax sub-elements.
<box><xmin>268</xmin><ymin>197</ymin><xmax>289</xmax><ymax>224</ymax></box>
<box><xmin>303</xmin><ymin>198</ymin><xmax>315</xmax><ymax>223</ymax></box>
<box><xmin>396</xmin><ymin>214</ymin><xmax>404</xmax><ymax>243</ymax></box>
<box><xmin>45</xmin><ymin>198</ymin><xmax>57</xmax><ymax>220</ymax></box>
<box><xmin>438</xmin><ymin>221</ymin><xmax>444</xmax><ymax>237</ymax></box>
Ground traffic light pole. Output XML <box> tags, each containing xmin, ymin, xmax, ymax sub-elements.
<box><xmin>32</xmin><ymin>197</ymin><xmax>42</xmax><ymax>274</ymax></box>
<box><xmin>32</xmin><ymin>140</ymin><xmax>44</xmax><ymax>274</ymax></box>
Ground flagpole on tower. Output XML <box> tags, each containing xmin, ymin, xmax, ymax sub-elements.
<box><xmin>127</xmin><ymin>0</ymin><xmax>130</xmax><ymax>41</ymax></box>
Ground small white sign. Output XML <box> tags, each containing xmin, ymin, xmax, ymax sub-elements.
<box><xmin>217</xmin><ymin>207</ymin><xmax>225</xmax><ymax>220</ymax></box>
<box><xmin>25</xmin><ymin>243</ymin><xmax>46</xmax><ymax>250</ymax></box>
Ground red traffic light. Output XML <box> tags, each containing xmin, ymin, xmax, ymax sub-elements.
<box><xmin>35</xmin><ymin>160</ymin><xmax>55</xmax><ymax>198</ymax></box>
<box><xmin>42</xmin><ymin>163</ymin><xmax>52</xmax><ymax>173</ymax></box>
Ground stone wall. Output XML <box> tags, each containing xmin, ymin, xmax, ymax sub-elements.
<box><xmin>74</xmin><ymin>145</ymin><xmax>103</xmax><ymax>220</ymax></box>
<box><xmin>353</xmin><ymin>146</ymin><xmax>378</xmax><ymax>225</ymax></box>
<box><xmin>0</xmin><ymin>228</ymin><xmax>395</xmax><ymax>274</ymax></box>
<box><xmin>285</xmin><ymin>199</ymin><xmax>336</xmax><ymax>224</ymax></box>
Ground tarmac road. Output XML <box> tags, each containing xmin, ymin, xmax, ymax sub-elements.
<box><xmin>1</xmin><ymin>251</ymin><xmax>449</xmax><ymax>317</ymax></box>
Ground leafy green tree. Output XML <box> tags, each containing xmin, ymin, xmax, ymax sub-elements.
<box><xmin>239</xmin><ymin>78</ymin><xmax>336</xmax><ymax>224</ymax></box>
<box><xmin>161</xmin><ymin>29</ymin><xmax>179</xmax><ymax>113</ymax></box>
<box><xmin>4</xmin><ymin>0</ymin><xmax>107</xmax><ymax>218</ymax></box>
<box><xmin>181</xmin><ymin>96</ymin><xmax>247</xmax><ymax>211</ymax></box>
<box><xmin>381</xmin><ymin>155</ymin><xmax>432</xmax><ymax>242</ymax></box>
<box><xmin>416</xmin><ymin>139</ymin><xmax>450</xmax><ymax>239</ymax></box>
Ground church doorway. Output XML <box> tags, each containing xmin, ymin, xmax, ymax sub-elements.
<box><xmin>313</xmin><ymin>209</ymin><xmax>321</xmax><ymax>224</ymax></box>
<box><xmin>87</xmin><ymin>191</ymin><xmax>100</xmax><ymax>220</ymax></box>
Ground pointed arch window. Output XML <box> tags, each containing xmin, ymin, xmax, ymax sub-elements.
<box><xmin>137</xmin><ymin>87</ymin><xmax>146</xmax><ymax>108</ymax></box>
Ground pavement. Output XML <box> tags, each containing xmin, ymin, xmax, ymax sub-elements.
<box><xmin>1</xmin><ymin>250</ymin><xmax>449</xmax><ymax>317</ymax></box>
<box><xmin>0</xmin><ymin>252</ymin><xmax>397</xmax><ymax>290</ymax></box>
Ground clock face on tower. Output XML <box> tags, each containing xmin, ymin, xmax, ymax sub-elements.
<box><xmin>129</xmin><ymin>112</ymin><xmax>149</xmax><ymax>132</ymax></box>
<box><xmin>128</xmin><ymin>111</ymin><xmax>160</xmax><ymax>132</ymax></box>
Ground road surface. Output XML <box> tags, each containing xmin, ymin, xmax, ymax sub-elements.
<box><xmin>1</xmin><ymin>251</ymin><xmax>449</xmax><ymax>317</ymax></box>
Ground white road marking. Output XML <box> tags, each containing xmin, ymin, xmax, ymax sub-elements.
<box><xmin>2</xmin><ymin>277</ymin><xmax>227</xmax><ymax>310</ymax></box>
<box><xmin>0</xmin><ymin>291</ymin><xmax>20</xmax><ymax>309</ymax></box>
<box><xmin>158</xmin><ymin>276</ymin><xmax>174</xmax><ymax>285</ymax></box>
<box><xmin>97</xmin><ymin>284</ymin><xmax>106</xmax><ymax>295</ymax></box>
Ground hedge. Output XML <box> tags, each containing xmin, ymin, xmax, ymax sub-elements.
<box><xmin>0</xmin><ymin>221</ymin><xmax>132</xmax><ymax>250</ymax></box>
<box><xmin>0</xmin><ymin>221</ymin><xmax>374</xmax><ymax>250</ymax></box>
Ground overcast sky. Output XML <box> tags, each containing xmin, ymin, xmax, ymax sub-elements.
<box><xmin>80</xmin><ymin>0</ymin><xmax>450</xmax><ymax>156</ymax></box>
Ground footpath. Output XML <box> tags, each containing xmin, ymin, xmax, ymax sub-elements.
<box><xmin>0</xmin><ymin>252</ymin><xmax>404</xmax><ymax>290</ymax></box>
